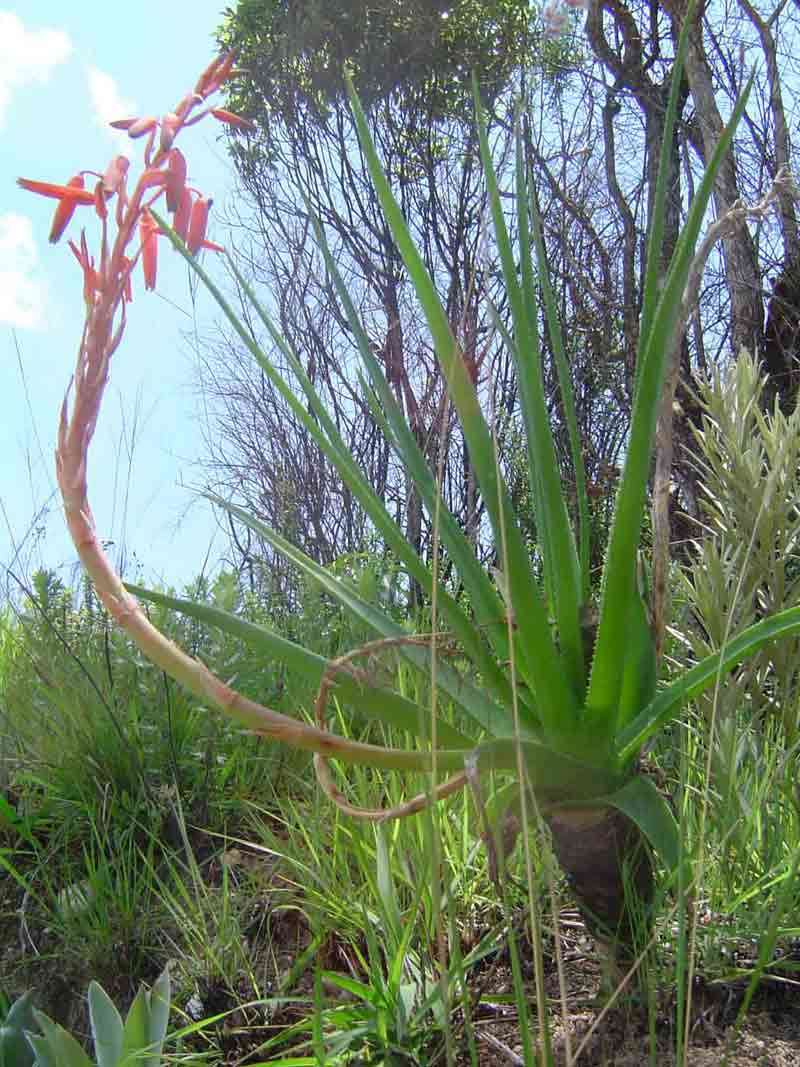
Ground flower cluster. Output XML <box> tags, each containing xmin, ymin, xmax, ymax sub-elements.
<box><xmin>543</xmin><ymin>0</ymin><xmax>589</xmax><ymax>38</ymax></box>
<box><xmin>17</xmin><ymin>49</ymin><xmax>251</xmax><ymax>301</ymax></box>
<box><xmin>16</xmin><ymin>53</ymin><xmax>253</xmax><ymax>615</ymax></box>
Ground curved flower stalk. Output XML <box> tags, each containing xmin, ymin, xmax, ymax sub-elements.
<box><xmin>25</xmin><ymin>32</ymin><xmax>800</xmax><ymax>964</ymax></box>
<box><xmin>20</xmin><ymin>54</ymin><xmax>471</xmax><ymax>779</ymax></box>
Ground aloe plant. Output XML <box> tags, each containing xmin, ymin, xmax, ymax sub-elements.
<box><xmin>20</xmin><ymin>28</ymin><xmax>800</xmax><ymax>972</ymax></box>
<box><xmin>25</xmin><ymin>969</ymin><xmax>170</xmax><ymax>1067</ymax></box>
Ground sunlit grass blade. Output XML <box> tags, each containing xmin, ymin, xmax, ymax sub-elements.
<box><xmin>345</xmin><ymin>75</ymin><xmax>580</xmax><ymax>741</ymax></box>
<box><xmin>588</xmin><ymin>70</ymin><xmax>754</xmax><ymax>723</ymax></box>
<box><xmin>616</xmin><ymin>602</ymin><xmax>800</xmax><ymax>763</ymax></box>
<box><xmin>126</xmin><ymin>582</ymin><xmax>469</xmax><ymax>747</ymax></box>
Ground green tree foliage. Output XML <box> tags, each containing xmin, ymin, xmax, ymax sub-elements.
<box><xmin>219</xmin><ymin>0</ymin><xmax>535</xmax><ymax>131</ymax></box>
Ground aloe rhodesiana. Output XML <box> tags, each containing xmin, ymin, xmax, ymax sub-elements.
<box><xmin>28</xmin><ymin>35</ymin><xmax>800</xmax><ymax>961</ymax></box>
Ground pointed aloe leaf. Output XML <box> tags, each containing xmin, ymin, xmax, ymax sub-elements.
<box><xmin>222</xmin><ymin>252</ymin><xmax>520</xmax><ymax>719</ymax></box>
<box><xmin>0</xmin><ymin>993</ymin><xmax>36</xmax><ymax>1067</ymax></box>
<box><xmin>153</xmin><ymin>208</ymin><xmax>521</xmax><ymax>721</ymax></box>
<box><xmin>120</xmin><ymin>988</ymin><xmax>149</xmax><ymax>1065</ymax></box>
<box><xmin>29</xmin><ymin>1012</ymin><xmax>92</xmax><ymax>1067</ymax></box>
<box><xmin>474</xmin><ymin>738</ymin><xmax>620</xmax><ymax>802</ymax></box>
<box><xmin>587</xmin><ymin>67</ymin><xmax>753</xmax><ymax>721</ymax></box>
<box><xmin>146</xmin><ymin>969</ymin><xmax>170</xmax><ymax>1064</ymax></box>
<box><xmin>617</xmin><ymin>604</ymin><xmax>800</xmax><ymax>764</ymax></box>
<box><xmin>345</xmin><ymin>76</ymin><xmax>579</xmax><ymax>740</ymax></box>
<box><xmin>208</xmin><ymin>494</ymin><xmax>525</xmax><ymax>740</ymax></box>
<box><xmin>603</xmin><ymin>774</ymin><xmax>680</xmax><ymax>874</ymax></box>
<box><xmin>88</xmin><ymin>981</ymin><xmax>123</xmax><ymax>1067</ymax></box>
<box><xmin>616</xmin><ymin>586</ymin><xmax>657</xmax><ymax>728</ymax></box>
<box><xmin>303</xmin><ymin>209</ymin><xmax>531</xmax><ymax>714</ymax></box>
<box><xmin>513</xmin><ymin>116</ymin><xmax>583</xmax><ymax>693</ymax></box>
<box><xmin>528</xmin><ymin>180</ymin><xmax>590</xmax><ymax>599</ymax></box>
<box><xmin>474</xmin><ymin>91</ymin><xmax>583</xmax><ymax>699</ymax></box>
<box><xmin>126</xmin><ymin>583</ymin><xmax>471</xmax><ymax>748</ymax></box>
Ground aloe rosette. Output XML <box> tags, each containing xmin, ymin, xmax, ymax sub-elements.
<box><xmin>22</xmin><ymin>34</ymin><xmax>800</xmax><ymax>961</ymax></box>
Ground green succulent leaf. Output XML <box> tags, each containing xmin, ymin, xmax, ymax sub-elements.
<box><xmin>474</xmin><ymin>738</ymin><xmax>620</xmax><ymax>802</ymax></box>
<box><xmin>475</xmin><ymin>93</ymin><xmax>583</xmax><ymax>696</ymax></box>
<box><xmin>120</xmin><ymin>987</ymin><xmax>149</xmax><ymax>1065</ymax></box>
<box><xmin>88</xmin><ymin>981</ymin><xmax>123</xmax><ymax>1067</ymax></box>
<box><xmin>345</xmin><ymin>72</ymin><xmax>580</xmax><ymax>743</ymax></box>
<box><xmin>588</xmin><ymin>7</ymin><xmax>752</xmax><ymax>723</ymax></box>
<box><xmin>0</xmin><ymin>992</ymin><xmax>37</xmax><ymax>1067</ymax></box>
<box><xmin>29</xmin><ymin>1012</ymin><xmax>93</xmax><ymax>1067</ymax></box>
<box><xmin>603</xmin><ymin>774</ymin><xmax>680</xmax><ymax>873</ymax></box>
<box><xmin>617</xmin><ymin>604</ymin><xmax>800</xmax><ymax>763</ymax></box>
<box><xmin>616</xmin><ymin>585</ymin><xmax>657</xmax><ymax>729</ymax></box>
<box><xmin>146</xmin><ymin>969</ymin><xmax>170</xmax><ymax>1064</ymax></box>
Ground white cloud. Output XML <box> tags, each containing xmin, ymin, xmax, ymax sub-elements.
<box><xmin>0</xmin><ymin>213</ymin><xmax>47</xmax><ymax>330</ymax></box>
<box><xmin>86</xmin><ymin>66</ymin><xmax>136</xmax><ymax>148</ymax></box>
<box><xmin>0</xmin><ymin>11</ymin><xmax>72</xmax><ymax>130</ymax></box>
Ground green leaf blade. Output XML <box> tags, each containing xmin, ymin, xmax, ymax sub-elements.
<box><xmin>88</xmin><ymin>981</ymin><xmax>124</xmax><ymax>1067</ymax></box>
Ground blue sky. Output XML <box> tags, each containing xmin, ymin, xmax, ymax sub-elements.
<box><xmin>1</xmin><ymin>3</ymin><xmax>237</xmax><ymax>596</ymax></box>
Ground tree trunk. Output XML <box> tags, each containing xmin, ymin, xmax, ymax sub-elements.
<box><xmin>546</xmin><ymin>805</ymin><xmax>654</xmax><ymax>962</ymax></box>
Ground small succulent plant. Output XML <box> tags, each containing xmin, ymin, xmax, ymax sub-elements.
<box><xmin>25</xmin><ymin>968</ymin><xmax>170</xmax><ymax>1067</ymax></box>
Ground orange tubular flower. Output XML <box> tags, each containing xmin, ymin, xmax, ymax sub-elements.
<box><xmin>126</xmin><ymin>116</ymin><xmax>158</xmax><ymax>139</ymax></box>
<box><xmin>165</xmin><ymin>148</ymin><xmax>187</xmax><ymax>213</ymax></box>
<box><xmin>173</xmin><ymin>186</ymin><xmax>193</xmax><ymax>241</ymax></box>
<box><xmin>17</xmin><ymin>174</ymin><xmax>97</xmax><ymax>243</ymax></box>
<box><xmin>139</xmin><ymin>210</ymin><xmax>160</xmax><ymax>291</ymax></box>
<box><xmin>195</xmin><ymin>48</ymin><xmax>236</xmax><ymax>98</ymax></box>
<box><xmin>210</xmin><ymin>108</ymin><xmax>255</xmax><ymax>131</ymax></box>
<box><xmin>186</xmin><ymin>195</ymin><xmax>211</xmax><ymax>254</ymax></box>
<box><xmin>159</xmin><ymin>112</ymin><xmax>182</xmax><ymax>154</ymax></box>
